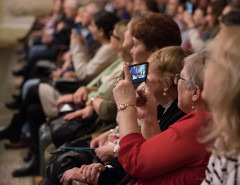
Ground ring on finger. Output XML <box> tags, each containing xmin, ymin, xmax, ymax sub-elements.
<box><xmin>116</xmin><ymin>78</ymin><xmax>122</xmax><ymax>83</ymax></box>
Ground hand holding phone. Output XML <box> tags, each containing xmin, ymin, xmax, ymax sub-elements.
<box><xmin>129</xmin><ymin>62</ymin><xmax>148</xmax><ymax>84</ymax></box>
<box><xmin>186</xmin><ymin>2</ymin><xmax>193</xmax><ymax>14</ymax></box>
<box><xmin>75</xmin><ymin>23</ymin><xmax>82</xmax><ymax>35</ymax></box>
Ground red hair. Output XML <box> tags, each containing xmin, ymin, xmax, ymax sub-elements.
<box><xmin>132</xmin><ymin>13</ymin><xmax>182</xmax><ymax>50</ymax></box>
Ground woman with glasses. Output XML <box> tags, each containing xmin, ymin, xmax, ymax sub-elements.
<box><xmin>109</xmin><ymin>52</ymin><xmax>211</xmax><ymax>185</ymax></box>
<box><xmin>60</xmin><ymin>46</ymin><xmax>191</xmax><ymax>185</ymax></box>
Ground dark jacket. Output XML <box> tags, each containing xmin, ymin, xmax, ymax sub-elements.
<box><xmin>97</xmin><ymin>99</ymin><xmax>185</xmax><ymax>185</ymax></box>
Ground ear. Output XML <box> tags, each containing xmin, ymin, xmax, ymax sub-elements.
<box><xmin>152</xmin><ymin>46</ymin><xmax>158</xmax><ymax>52</ymax></box>
<box><xmin>99</xmin><ymin>27</ymin><xmax>105</xmax><ymax>37</ymax></box>
<box><xmin>192</xmin><ymin>85</ymin><xmax>201</xmax><ymax>102</ymax></box>
<box><xmin>163</xmin><ymin>78</ymin><xmax>172</xmax><ymax>92</ymax></box>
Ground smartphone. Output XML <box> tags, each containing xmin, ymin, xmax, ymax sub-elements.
<box><xmin>75</xmin><ymin>23</ymin><xmax>82</xmax><ymax>35</ymax></box>
<box><xmin>186</xmin><ymin>2</ymin><xmax>193</xmax><ymax>14</ymax></box>
<box><xmin>129</xmin><ymin>62</ymin><xmax>148</xmax><ymax>84</ymax></box>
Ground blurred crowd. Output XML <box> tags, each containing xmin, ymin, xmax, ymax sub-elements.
<box><xmin>0</xmin><ymin>0</ymin><xmax>240</xmax><ymax>185</ymax></box>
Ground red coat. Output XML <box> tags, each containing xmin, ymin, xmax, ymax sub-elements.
<box><xmin>118</xmin><ymin>112</ymin><xmax>211</xmax><ymax>185</ymax></box>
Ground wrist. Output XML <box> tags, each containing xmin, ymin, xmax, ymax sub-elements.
<box><xmin>117</xmin><ymin>103</ymin><xmax>135</xmax><ymax>112</ymax></box>
<box><xmin>90</xmin><ymin>97</ymin><xmax>96</xmax><ymax>106</ymax></box>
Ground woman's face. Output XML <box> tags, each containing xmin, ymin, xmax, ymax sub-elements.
<box><xmin>122</xmin><ymin>21</ymin><xmax>133</xmax><ymax>51</ymax></box>
<box><xmin>131</xmin><ymin>37</ymin><xmax>152</xmax><ymax>64</ymax></box>
<box><xmin>205</xmin><ymin>6</ymin><xmax>215</xmax><ymax>28</ymax></box>
<box><xmin>110</xmin><ymin>28</ymin><xmax>122</xmax><ymax>51</ymax></box>
<box><xmin>147</xmin><ymin>61</ymin><xmax>166</xmax><ymax>104</ymax></box>
<box><xmin>53</xmin><ymin>0</ymin><xmax>62</xmax><ymax>13</ymax></box>
<box><xmin>177</xmin><ymin>68</ymin><xmax>193</xmax><ymax>113</ymax></box>
<box><xmin>193</xmin><ymin>8</ymin><xmax>205</xmax><ymax>27</ymax></box>
<box><xmin>89</xmin><ymin>20</ymin><xmax>102</xmax><ymax>41</ymax></box>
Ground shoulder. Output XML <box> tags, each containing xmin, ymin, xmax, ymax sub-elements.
<box><xmin>169</xmin><ymin>112</ymin><xmax>211</xmax><ymax>133</ymax></box>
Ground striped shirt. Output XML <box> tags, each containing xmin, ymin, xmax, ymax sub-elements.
<box><xmin>201</xmin><ymin>154</ymin><xmax>240</xmax><ymax>185</ymax></box>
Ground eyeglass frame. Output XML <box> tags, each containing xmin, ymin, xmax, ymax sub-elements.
<box><xmin>174</xmin><ymin>73</ymin><xmax>186</xmax><ymax>85</ymax></box>
<box><xmin>109</xmin><ymin>30</ymin><xmax>120</xmax><ymax>40</ymax></box>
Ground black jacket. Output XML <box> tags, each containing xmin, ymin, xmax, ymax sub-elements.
<box><xmin>97</xmin><ymin>99</ymin><xmax>185</xmax><ymax>185</ymax></box>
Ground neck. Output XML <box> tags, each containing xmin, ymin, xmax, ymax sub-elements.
<box><xmin>158</xmin><ymin>88</ymin><xmax>177</xmax><ymax>106</ymax></box>
<box><xmin>99</xmin><ymin>39</ymin><xmax>110</xmax><ymax>45</ymax></box>
<box><xmin>193</xmin><ymin>99</ymin><xmax>209</xmax><ymax>113</ymax></box>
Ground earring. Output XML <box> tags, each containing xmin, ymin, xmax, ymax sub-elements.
<box><xmin>163</xmin><ymin>91</ymin><xmax>167</xmax><ymax>96</ymax></box>
<box><xmin>192</xmin><ymin>101</ymin><xmax>196</xmax><ymax>111</ymax></box>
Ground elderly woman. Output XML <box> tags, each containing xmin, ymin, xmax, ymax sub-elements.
<box><xmin>109</xmin><ymin>52</ymin><xmax>210</xmax><ymax>185</ymax></box>
<box><xmin>60</xmin><ymin>46</ymin><xmax>191</xmax><ymax>185</ymax></box>
<box><xmin>201</xmin><ymin>27</ymin><xmax>240</xmax><ymax>184</ymax></box>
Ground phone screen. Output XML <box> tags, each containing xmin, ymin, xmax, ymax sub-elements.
<box><xmin>75</xmin><ymin>23</ymin><xmax>82</xmax><ymax>35</ymax></box>
<box><xmin>186</xmin><ymin>2</ymin><xmax>193</xmax><ymax>14</ymax></box>
<box><xmin>129</xmin><ymin>62</ymin><xmax>148</xmax><ymax>84</ymax></box>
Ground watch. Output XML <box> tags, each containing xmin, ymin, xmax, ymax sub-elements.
<box><xmin>113</xmin><ymin>148</ymin><xmax>118</xmax><ymax>157</ymax></box>
<box><xmin>117</xmin><ymin>104</ymin><xmax>135</xmax><ymax>112</ymax></box>
<box><xmin>90</xmin><ymin>97</ymin><xmax>96</xmax><ymax>106</ymax></box>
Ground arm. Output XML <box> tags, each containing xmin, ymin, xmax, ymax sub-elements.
<box><xmin>64</xmin><ymin>105</ymin><xmax>94</xmax><ymax>120</ymax></box>
<box><xmin>135</xmin><ymin>82</ymin><xmax>160</xmax><ymax>139</ymax></box>
<box><xmin>90</xmin><ymin>129</ymin><xmax>113</xmax><ymax>148</ymax></box>
<box><xmin>71</xmin><ymin>30</ymin><xmax>117</xmax><ymax>82</ymax></box>
<box><xmin>113</xmin><ymin>63</ymin><xmax>140</xmax><ymax>139</ymax></box>
<box><xmin>118</xmin><ymin>114</ymin><xmax>209</xmax><ymax>179</ymax></box>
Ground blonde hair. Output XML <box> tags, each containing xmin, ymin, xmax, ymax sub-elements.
<box><xmin>202</xmin><ymin>26</ymin><xmax>240</xmax><ymax>157</ymax></box>
<box><xmin>114</xmin><ymin>20</ymin><xmax>129</xmax><ymax>43</ymax></box>
<box><xmin>148</xmin><ymin>46</ymin><xmax>191</xmax><ymax>85</ymax></box>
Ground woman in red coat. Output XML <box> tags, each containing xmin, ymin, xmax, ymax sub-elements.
<box><xmin>111</xmin><ymin>52</ymin><xmax>211</xmax><ymax>185</ymax></box>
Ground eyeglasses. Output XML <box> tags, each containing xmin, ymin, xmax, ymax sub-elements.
<box><xmin>174</xmin><ymin>73</ymin><xmax>186</xmax><ymax>85</ymax></box>
<box><xmin>109</xmin><ymin>31</ymin><xmax>120</xmax><ymax>40</ymax></box>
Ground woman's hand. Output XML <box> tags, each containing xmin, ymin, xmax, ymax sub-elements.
<box><xmin>64</xmin><ymin>105</ymin><xmax>94</xmax><ymax>120</ymax></box>
<box><xmin>80</xmin><ymin>163</ymin><xmax>105</xmax><ymax>184</ymax></box>
<box><xmin>136</xmin><ymin>81</ymin><xmax>157</xmax><ymax>120</ymax></box>
<box><xmin>57</xmin><ymin>94</ymin><xmax>73</xmax><ymax>105</ymax></box>
<box><xmin>60</xmin><ymin>167</ymin><xmax>86</xmax><ymax>185</ymax></box>
<box><xmin>49</xmin><ymin>68</ymin><xmax>62</xmax><ymax>78</ymax></box>
<box><xmin>90</xmin><ymin>130</ymin><xmax>111</xmax><ymax>148</ymax></box>
<box><xmin>183</xmin><ymin>10</ymin><xmax>195</xmax><ymax>28</ymax></box>
<box><xmin>95</xmin><ymin>145</ymin><xmax>115</xmax><ymax>162</ymax></box>
<box><xmin>136</xmin><ymin>81</ymin><xmax>160</xmax><ymax>139</ymax></box>
<box><xmin>70</xmin><ymin>29</ymin><xmax>86</xmax><ymax>45</ymax></box>
<box><xmin>113</xmin><ymin>63</ymin><xmax>140</xmax><ymax>139</ymax></box>
<box><xmin>113</xmin><ymin>63</ymin><xmax>136</xmax><ymax>106</ymax></box>
<box><xmin>62</xmin><ymin>71</ymin><xmax>78</xmax><ymax>79</ymax></box>
<box><xmin>73</xmin><ymin>86</ymin><xmax>89</xmax><ymax>105</ymax></box>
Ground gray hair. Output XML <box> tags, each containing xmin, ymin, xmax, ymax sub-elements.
<box><xmin>183</xmin><ymin>52</ymin><xmax>206</xmax><ymax>91</ymax></box>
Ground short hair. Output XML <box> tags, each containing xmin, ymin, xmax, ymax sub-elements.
<box><xmin>221</xmin><ymin>9</ymin><xmax>240</xmax><ymax>26</ymax></box>
<box><xmin>183</xmin><ymin>52</ymin><xmax>206</xmax><ymax>91</ymax></box>
<box><xmin>148</xmin><ymin>46</ymin><xmax>191</xmax><ymax>85</ymax></box>
<box><xmin>94</xmin><ymin>11</ymin><xmax>120</xmax><ymax>40</ymax></box>
<box><xmin>114</xmin><ymin>20</ymin><xmax>129</xmax><ymax>43</ymax></box>
<box><xmin>203</xmin><ymin>26</ymin><xmax>240</xmax><ymax>157</ymax></box>
<box><xmin>132</xmin><ymin>13</ymin><xmax>182</xmax><ymax>50</ymax></box>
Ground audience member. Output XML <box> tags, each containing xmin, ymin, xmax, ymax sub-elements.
<box><xmin>130</xmin><ymin>12</ymin><xmax>182</xmax><ymax>64</ymax></box>
<box><xmin>201</xmin><ymin>26</ymin><xmax>240</xmax><ymax>185</ymax></box>
<box><xmin>60</xmin><ymin>46</ymin><xmax>190</xmax><ymax>185</ymax></box>
<box><xmin>133</xmin><ymin>0</ymin><xmax>160</xmax><ymax>13</ymax></box>
<box><xmin>110</xmin><ymin>52</ymin><xmax>210</xmax><ymax>185</ymax></box>
<box><xmin>183</xmin><ymin>1</ymin><xmax>227</xmax><ymax>52</ymax></box>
